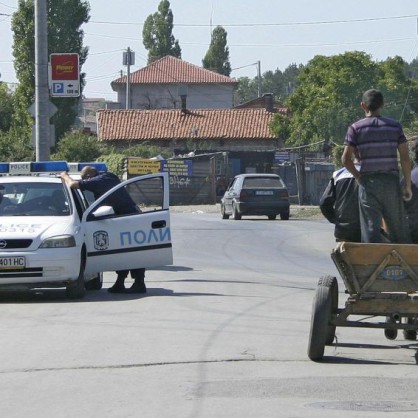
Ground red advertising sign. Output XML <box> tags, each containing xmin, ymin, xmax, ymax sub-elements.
<box><xmin>49</xmin><ymin>53</ymin><xmax>80</xmax><ymax>97</ymax></box>
<box><xmin>50</xmin><ymin>53</ymin><xmax>79</xmax><ymax>81</ymax></box>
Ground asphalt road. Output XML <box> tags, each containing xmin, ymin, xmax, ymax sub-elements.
<box><xmin>0</xmin><ymin>209</ymin><xmax>418</xmax><ymax>418</ymax></box>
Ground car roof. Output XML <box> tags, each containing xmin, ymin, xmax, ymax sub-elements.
<box><xmin>235</xmin><ymin>173</ymin><xmax>280</xmax><ymax>178</ymax></box>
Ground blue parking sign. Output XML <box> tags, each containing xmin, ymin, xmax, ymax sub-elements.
<box><xmin>52</xmin><ymin>83</ymin><xmax>64</xmax><ymax>94</ymax></box>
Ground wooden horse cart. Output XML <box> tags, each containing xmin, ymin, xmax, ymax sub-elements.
<box><xmin>308</xmin><ymin>242</ymin><xmax>418</xmax><ymax>361</ymax></box>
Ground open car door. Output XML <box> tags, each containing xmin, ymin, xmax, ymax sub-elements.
<box><xmin>82</xmin><ymin>172</ymin><xmax>173</xmax><ymax>275</ymax></box>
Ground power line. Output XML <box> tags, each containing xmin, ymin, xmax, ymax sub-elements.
<box><xmin>88</xmin><ymin>14</ymin><xmax>418</xmax><ymax>28</ymax></box>
<box><xmin>84</xmin><ymin>31</ymin><xmax>416</xmax><ymax>51</ymax></box>
<box><xmin>0</xmin><ymin>1</ymin><xmax>17</xmax><ymax>9</ymax></box>
<box><xmin>220</xmin><ymin>37</ymin><xmax>417</xmax><ymax>49</ymax></box>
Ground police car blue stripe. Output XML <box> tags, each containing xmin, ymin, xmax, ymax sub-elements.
<box><xmin>87</xmin><ymin>242</ymin><xmax>172</xmax><ymax>257</ymax></box>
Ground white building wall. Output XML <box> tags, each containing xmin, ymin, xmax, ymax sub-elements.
<box><xmin>116</xmin><ymin>83</ymin><xmax>235</xmax><ymax>110</ymax></box>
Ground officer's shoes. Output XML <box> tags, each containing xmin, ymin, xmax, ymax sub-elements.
<box><xmin>108</xmin><ymin>283</ymin><xmax>126</xmax><ymax>293</ymax></box>
<box><xmin>129</xmin><ymin>282</ymin><xmax>147</xmax><ymax>294</ymax></box>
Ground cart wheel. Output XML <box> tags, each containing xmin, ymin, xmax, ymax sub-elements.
<box><xmin>326</xmin><ymin>277</ymin><xmax>338</xmax><ymax>345</ymax></box>
<box><xmin>403</xmin><ymin>317</ymin><xmax>417</xmax><ymax>341</ymax></box>
<box><xmin>308</xmin><ymin>275</ymin><xmax>337</xmax><ymax>361</ymax></box>
<box><xmin>384</xmin><ymin>317</ymin><xmax>398</xmax><ymax>340</ymax></box>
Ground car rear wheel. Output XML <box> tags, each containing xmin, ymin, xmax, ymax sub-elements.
<box><xmin>280</xmin><ymin>211</ymin><xmax>289</xmax><ymax>220</ymax></box>
<box><xmin>232</xmin><ymin>203</ymin><xmax>241</xmax><ymax>220</ymax></box>
<box><xmin>221</xmin><ymin>203</ymin><xmax>230</xmax><ymax>219</ymax></box>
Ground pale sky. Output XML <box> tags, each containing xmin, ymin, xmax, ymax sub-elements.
<box><xmin>1</xmin><ymin>0</ymin><xmax>418</xmax><ymax>101</ymax></box>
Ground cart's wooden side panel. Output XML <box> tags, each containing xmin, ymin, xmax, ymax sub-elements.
<box><xmin>339</xmin><ymin>243</ymin><xmax>418</xmax><ymax>264</ymax></box>
<box><xmin>333</xmin><ymin>242</ymin><xmax>418</xmax><ymax>294</ymax></box>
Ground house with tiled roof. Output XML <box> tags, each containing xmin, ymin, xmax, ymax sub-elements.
<box><xmin>97</xmin><ymin>104</ymin><xmax>287</xmax><ymax>179</ymax></box>
<box><xmin>111</xmin><ymin>55</ymin><xmax>238</xmax><ymax>110</ymax></box>
<box><xmin>99</xmin><ymin>56</ymin><xmax>296</xmax><ymax>193</ymax></box>
<box><xmin>97</xmin><ymin>107</ymin><xmax>281</xmax><ymax>150</ymax></box>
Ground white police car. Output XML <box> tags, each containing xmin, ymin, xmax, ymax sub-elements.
<box><xmin>0</xmin><ymin>161</ymin><xmax>173</xmax><ymax>298</ymax></box>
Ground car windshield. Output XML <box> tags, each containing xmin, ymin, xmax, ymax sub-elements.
<box><xmin>0</xmin><ymin>182</ymin><xmax>71</xmax><ymax>216</ymax></box>
<box><xmin>243</xmin><ymin>177</ymin><xmax>286</xmax><ymax>188</ymax></box>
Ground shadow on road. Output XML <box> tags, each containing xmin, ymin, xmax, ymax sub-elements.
<box><xmin>0</xmin><ymin>285</ymin><xmax>227</xmax><ymax>304</ymax></box>
<box><xmin>319</xmin><ymin>341</ymin><xmax>418</xmax><ymax>365</ymax></box>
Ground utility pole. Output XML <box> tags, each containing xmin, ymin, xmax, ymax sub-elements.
<box><xmin>257</xmin><ymin>60</ymin><xmax>261</xmax><ymax>98</ymax></box>
<box><xmin>35</xmin><ymin>0</ymin><xmax>51</xmax><ymax>161</ymax></box>
<box><xmin>123</xmin><ymin>47</ymin><xmax>135</xmax><ymax>109</ymax></box>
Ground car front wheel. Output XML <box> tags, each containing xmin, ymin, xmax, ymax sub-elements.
<box><xmin>66</xmin><ymin>251</ymin><xmax>86</xmax><ymax>299</ymax></box>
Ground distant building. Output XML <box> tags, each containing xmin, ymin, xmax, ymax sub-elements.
<box><xmin>78</xmin><ymin>97</ymin><xmax>119</xmax><ymax>134</ymax></box>
<box><xmin>234</xmin><ymin>93</ymin><xmax>289</xmax><ymax>115</ymax></box>
<box><xmin>97</xmin><ymin>106</ymin><xmax>284</xmax><ymax>154</ymax></box>
<box><xmin>111</xmin><ymin>55</ymin><xmax>239</xmax><ymax>110</ymax></box>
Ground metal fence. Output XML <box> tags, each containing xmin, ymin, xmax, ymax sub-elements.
<box><xmin>126</xmin><ymin>156</ymin><xmax>335</xmax><ymax>206</ymax></box>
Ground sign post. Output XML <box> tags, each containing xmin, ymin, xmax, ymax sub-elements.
<box><xmin>49</xmin><ymin>53</ymin><xmax>80</xmax><ymax>97</ymax></box>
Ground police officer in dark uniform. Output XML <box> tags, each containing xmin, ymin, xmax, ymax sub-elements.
<box><xmin>61</xmin><ymin>166</ymin><xmax>147</xmax><ymax>294</ymax></box>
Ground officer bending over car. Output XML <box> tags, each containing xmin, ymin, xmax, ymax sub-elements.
<box><xmin>61</xmin><ymin>166</ymin><xmax>147</xmax><ymax>294</ymax></box>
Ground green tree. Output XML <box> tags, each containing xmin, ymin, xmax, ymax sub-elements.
<box><xmin>273</xmin><ymin>52</ymin><xmax>378</xmax><ymax>147</ymax></box>
<box><xmin>376</xmin><ymin>56</ymin><xmax>418</xmax><ymax>125</ymax></box>
<box><xmin>123</xmin><ymin>144</ymin><xmax>170</xmax><ymax>159</ymax></box>
<box><xmin>98</xmin><ymin>153</ymin><xmax>126</xmax><ymax>178</ymax></box>
<box><xmin>271</xmin><ymin>52</ymin><xmax>418</xmax><ymax>149</ymax></box>
<box><xmin>406</xmin><ymin>58</ymin><xmax>418</xmax><ymax>80</ymax></box>
<box><xmin>0</xmin><ymin>128</ymin><xmax>34</xmax><ymax>161</ymax></box>
<box><xmin>269</xmin><ymin>112</ymin><xmax>290</xmax><ymax>141</ymax></box>
<box><xmin>51</xmin><ymin>132</ymin><xmax>101</xmax><ymax>162</ymax></box>
<box><xmin>235</xmin><ymin>76</ymin><xmax>258</xmax><ymax>104</ymax></box>
<box><xmin>142</xmin><ymin>0</ymin><xmax>181</xmax><ymax>64</ymax></box>
<box><xmin>0</xmin><ymin>83</ymin><xmax>15</xmax><ymax>132</ymax></box>
<box><xmin>96</xmin><ymin>145</ymin><xmax>171</xmax><ymax>177</ymax></box>
<box><xmin>235</xmin><ymin>63</ymin><xmax>302</xmax><ymax>105</ymax></box>
<box><xmin>11</xmin><ymin>0</ymin><xmax>90</xmax><ymax>142</ymax></box>
<box><xmin>202</xmin><ymin>26</ymin><xmax>231</xmax><ymax>76</ymax></box>
<box><xmin>262</xmin><ymin>63</ymin><xmax>302</xmax><ymax>100</ymax></box>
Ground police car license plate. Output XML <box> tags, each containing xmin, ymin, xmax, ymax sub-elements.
<box><xmin>0</xmin><ymin>257</ymin><xmax>26</xmax><ymax>269</ymax></box>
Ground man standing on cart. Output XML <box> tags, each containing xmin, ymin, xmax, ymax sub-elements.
<box><xmin>341</xmin><ymin>89</ymin><xmax>411</xmax><ymax>244</ymax></box>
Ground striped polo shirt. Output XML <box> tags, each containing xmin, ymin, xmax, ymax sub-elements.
<box><xmin>344</xmin><ymin>116</ymin><xmax>406</xmax><ymax>174</ymax></box>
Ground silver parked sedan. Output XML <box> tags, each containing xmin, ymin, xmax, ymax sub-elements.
<box><xmin>221</xmin><ymin>173</ymin><xmax>290</xmax><ymax>220</ymax></box>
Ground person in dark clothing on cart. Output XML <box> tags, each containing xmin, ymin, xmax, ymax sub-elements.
<box><xmin>61</xmin><ymin>166</ymin><xmax>147</xmax><ymax>294</ymax></box>
<box><xmin>320</xmin><ymin>160</ymin><xmax>361</xmax><ymax>243</ymax></box>
<box><xmin>404</xmin><ymin>140</ymin><xmax>418</xmax><ymax>244</ymax></box>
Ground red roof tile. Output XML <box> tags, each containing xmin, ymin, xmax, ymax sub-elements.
<box><xmin>97</xmin><ymin>108</ymin><xmax>277</xmax><ymax>141</ymax></box>
<box><xmin>111</xmin><ymin>55</ymin><xmax>238</xmax><ymax>85</ymax></box>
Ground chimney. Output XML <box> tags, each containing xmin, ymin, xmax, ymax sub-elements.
<box><xmin>180</xmin><ymin>95</ymin><xmax>187</xmax><ymax>113</ymax></box>
<box><xmin>264</xmin><ymin>93</ymin><xmax>274</xmax><ymax>113</ymax></box>
<box><xmin>178</xmin><ymin>85</ymin><xmax>188</xmax><ymax>114</ymax></box>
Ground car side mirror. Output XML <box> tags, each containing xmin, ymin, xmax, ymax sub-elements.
<box><xmin>91</xmin><ymin>205</ymin><xmax>115</xmax><ymax>218</ymax></box>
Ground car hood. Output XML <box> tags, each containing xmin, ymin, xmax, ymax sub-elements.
<box><xmin>0</xmin><ymin>216</ymin><xmax>74</xmax><ymax>239</ymax></box>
